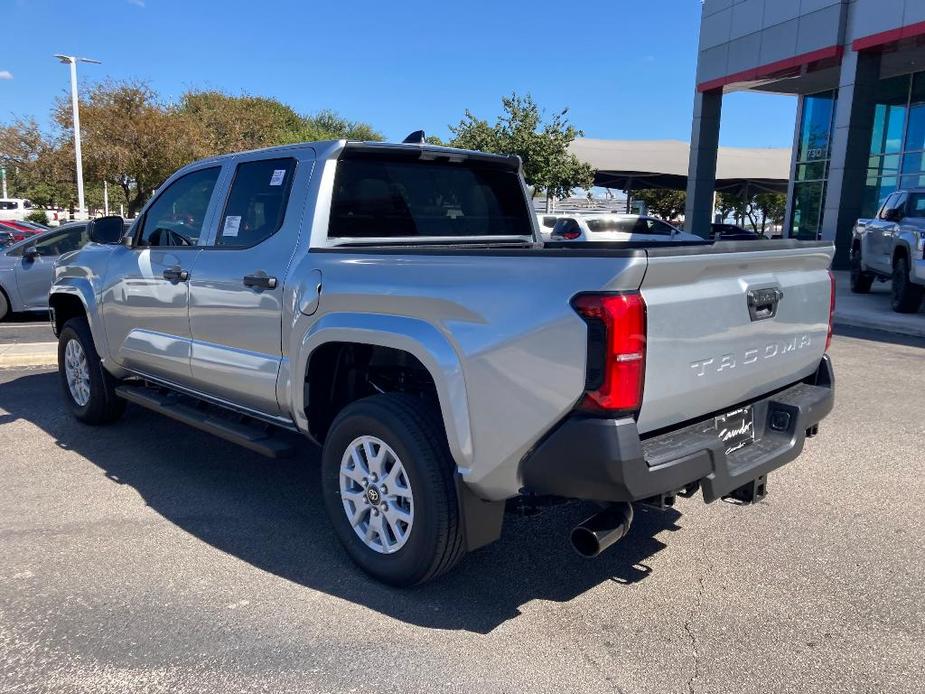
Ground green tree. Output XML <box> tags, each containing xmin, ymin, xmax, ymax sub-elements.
<box><xmin>59</xmin><ymin>80</ymin><xmax>206</xmax><ymax>215</ymax></box>
<box><xmin>179</xmin><ymin>92</ymin><xmax>383</xmax><ymax>154</ymax></box>
<box><xmin>448</xmin><ymin>93</ymin><xmax>594</xmax><ymax>208</ymax></box>
<box><xmin>633</xmin><ymin>188</ymin><xmax>687</xmax><ymax>221</ymax></box>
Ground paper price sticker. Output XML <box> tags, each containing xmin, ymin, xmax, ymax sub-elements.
<box><xmin>223</xmin><ymin>215</ymin><xmax>242</xmax><ymax>237</ymax></box>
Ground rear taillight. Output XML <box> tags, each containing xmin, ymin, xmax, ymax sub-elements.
<box><xmin>825</xmin><ymin>270</ymin><xmax>835</xmax><ymax>352</ymax></box>
<box><xmin>554</xmin><ymin>230</ymin><xmax>581</xmax><ymax>240</ymax></box>
<box><xmin>572</xmin><ymin>292</ymin><xmax>647</xmax><ymax>415</ymax></box>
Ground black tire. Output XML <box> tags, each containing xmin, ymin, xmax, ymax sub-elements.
<box><xmin>58</xmin><ymin>317</ymin><xmax>126</xmax><ymax>424</ymax></box>
<box><xmin>849</xmin><ymin>248</ymin><xmax>873</xmax><ymax>294</ymax></box>
<box><xmin>321</xmin><ymin>393</ymin><xmax>465</xmax><ymax>587</ymax></box>
<box><xmin>891</xmin><ymin>256</ymin><xmax>924</xmax><ymax>313</ymax></box>
<box><xmin>0</xmin><ymin>288</ymin><xmax>9</xmax><ymax>322</ymax></box>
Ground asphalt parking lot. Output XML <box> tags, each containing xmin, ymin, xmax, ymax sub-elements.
<box><xmin>0</xmin><ymin>326</ymin><xmax>922</xmax><ymax>694</ymax></box>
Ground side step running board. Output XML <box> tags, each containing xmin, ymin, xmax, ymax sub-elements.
<box><xmin>115</xmin><ymin>384</ymin><xmax>297</xmax><ymax>459</ymax></box>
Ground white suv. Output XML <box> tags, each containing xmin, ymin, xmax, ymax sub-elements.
<box><xmin>548</xmin><ymin>214</ymin><xmax>702</xmax><ymax>243</ymax></box>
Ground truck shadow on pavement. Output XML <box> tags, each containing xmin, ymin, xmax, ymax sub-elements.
<box><xmin>1</xmin><ymin>371</ymin><xmax>683</xmax><ymax>634</ymax></box>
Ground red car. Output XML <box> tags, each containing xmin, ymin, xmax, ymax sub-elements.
<box><xmin>0</xmin><ymin>220</ymin><xmax>39</xmax><ymax>242</ymax></box>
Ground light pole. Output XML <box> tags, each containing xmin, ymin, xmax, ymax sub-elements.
<box><xmin>53</xmin><ymin>55</ymin><xmax>101</xmax><ymax>219</ymax></box>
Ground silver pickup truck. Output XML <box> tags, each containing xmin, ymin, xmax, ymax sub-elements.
<box><xmin>50</xmin><ymin>140</ymin><xmax>836</xmax><ymax>586</ymax></box>
<box><xmin>851</xmin><ymin>188</ymin><xmax>925</xmax><ymax>313</ymax></box>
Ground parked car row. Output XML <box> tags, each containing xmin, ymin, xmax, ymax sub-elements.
<box><xmin>0</xmin><ymin>221</ymin><xmax>128</xmax><ymax>322</ymax></box>
<box><xmin>851</xmin><ymin>187</ymin><xmax>925</xmax><ymax>313</ymax></box>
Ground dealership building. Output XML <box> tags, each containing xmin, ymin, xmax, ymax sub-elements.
<box><xmin>686</xmin><ymin>0</ymin><xmax>925</xmax><ymax>266</ymax></box>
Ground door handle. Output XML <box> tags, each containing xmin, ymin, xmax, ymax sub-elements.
<box><xmin>243</xmin><ymin>273</ymin><xmax>278</xmax><ymax>289</ymax></box>
<box><xmin>163</xmin><ymin>267</ymin><xmax>189</xmax><ymax>282</ymax></box>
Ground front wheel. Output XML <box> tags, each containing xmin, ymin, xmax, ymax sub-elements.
<box><xmin>849</xmin><ymin>250</ymin><xmax>873</xmax><ymax>294</ymax></box>
<box><xmin>58</xmin><ymin>317</ymin><xmax>126</xmax><ymax>424</ymax></box>
<box><xmin>891</xmin><ymin>257</ymin><xmax>924</xmax><ymax>313</ymax></box>
<box><xmin>321</xmin><ymin>393</ymin><xmax>465</xmax><ymax>586</ymax></box>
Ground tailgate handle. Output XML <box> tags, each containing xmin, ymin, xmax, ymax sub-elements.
<box><xmin>747</xmin><ymin>287</ymin><xmax>783</xmax><ymax>321</ymax></box>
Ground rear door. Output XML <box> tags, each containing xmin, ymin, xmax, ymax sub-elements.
<box><xmin>187</xmin><ymin>149</ymin><xmax>313</xmax><ymax>416</ymax></box>
<box><xmin>636</xmin><ymin>243</ymin><xmax>834</xmax><ymax>434</ymax></box>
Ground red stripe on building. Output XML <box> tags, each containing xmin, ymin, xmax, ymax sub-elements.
<box><xmin>852</xmin><ymin>20</ymin><xmax>925</xmax><ymax>51</ymax></box>
<box><xmin>697</xmin><ymin>45</ymin><xmax>843</xmax><ymax>92</ymax></box>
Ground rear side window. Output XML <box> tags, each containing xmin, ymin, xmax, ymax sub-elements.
<box><xmin>586</xmin><ymin>218</ymin><xmax>634</xmax><ymax>233</ymax></box>
<box><xmin>908</xmin><ymin>192</ymin><xmax>925</xmax><ymax>216</ymax></box>
<box><xmin>540</xmin><ymin>216</ymin><xmax>557</xmax><ymax>228</ymax></box>
<box><xmin>216</xmin><ymin>158</ymin><xmax>297</xmax><ymax>248</ymax></box>
<box><xmin>329</xmin><ymin>154</ymin><xmax>530</xmax><ymax>238</ymax></box>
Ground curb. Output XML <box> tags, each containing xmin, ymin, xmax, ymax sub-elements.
<box><xmin>833</xmin><ymin>316</ymin><xmax>925</xmax><ymax>339</ymax></box>
<box><xmin>0</xmin><ymin>342</ymin><xmax>58</xmax><ymax>369</ymax></box>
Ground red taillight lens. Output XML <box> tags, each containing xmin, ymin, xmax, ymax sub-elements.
<box><xmin>572</xmin><ymin>292</ymin><xmax>647</xmax><ymax>415</ymax></box>
<box><xmin>555</xmin><ymin>230</ymin><xmax>581</xmax><ymax>240</ymax></box>
<box><xmin>825</xmin><ymin>270</ymin><xmax>835</xmax><ymax>352</ymax></box>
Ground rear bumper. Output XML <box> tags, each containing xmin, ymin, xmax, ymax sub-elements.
<box><xmin>520</xmin><ymin>355</ymin><xmax>834</xmax><ymax>504</ymax></box>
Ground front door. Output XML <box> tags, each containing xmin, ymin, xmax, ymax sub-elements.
<box><xmin>101</xmin><ymin>166</ymin><xmax>223</xmax><ymax>384</ymax></box>
<box><xmin>188</xmin><ymin>151</ymin><xmax>313</xmax><ymax>416</ymax></box>
<box><xmin>14</xmin><ymin>225</ymin><xmax>89</xmax><ymax>309</ymax></box>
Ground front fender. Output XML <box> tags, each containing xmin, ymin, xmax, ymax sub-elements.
<box><xmin>291</xmin><ymin>312</ymin><xmax>473</xmax><ymax>473</ymax></box>
<box><xmin>49</xmin><ymin>278</ymin><xmax>110</xmax><ymax>361</ymax></box>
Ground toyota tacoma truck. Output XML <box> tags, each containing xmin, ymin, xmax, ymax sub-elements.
<box><xmin>50</xmin><ymin>139</ymin><xmax>836</xmax><ymax>586</ymax></box>
<box><xmin>851</xmin><ymin>188</ymin><xmax>925</xmax><ymax>313</ymax></box>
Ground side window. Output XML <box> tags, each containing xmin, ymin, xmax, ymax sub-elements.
<box><xmin>215</xmin><ymin>158</ymin><xmax>296</xmax><ymax>248</ymax></box>
<box><xmin>541</xmin><ymin>216</ymin><xmax>557</xmax><ymax>228</ymax></box>
<box><xmin>878</xmin><ymin>193</ymin><xmax>898</xmax><ymax>220</ymax></box>
<box><xmin>892</xmin><ymin>192</ymin><xmax>908</xmax><ymax>218</ymax></box>
<box><xmin>31</xmin><ymin>228</ymin><xmax>80</xmax><ymax>256</ymax></box>
<box><xmin>907</xmin><ymin>193</ymin><xmax>925</xmax><ymax>217</ymax></box>
<box><xmin>139</xmin><ymin>167</ymin><xmax>221</xmax><ymax>248</ymax></box>
<box><xmin>646</xmin><ymin>219</ymin><xmax>676</xmax><ymax>236</ymax></box>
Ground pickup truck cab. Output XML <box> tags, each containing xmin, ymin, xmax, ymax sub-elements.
<box><xmin>51</xmin><ymin>139</ymin><xmax>836</xmax><ymax>586</ymax></box>
<box><xmin>851</xmin><ymin>188</ymin><xmax>925</xmax><ymax>312</ymax></box>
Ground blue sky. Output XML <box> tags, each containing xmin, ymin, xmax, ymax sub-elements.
<box><xmin>1</xmin><ymin>0</ymin><xmax>797</xmax><ymax>147</ymax></box>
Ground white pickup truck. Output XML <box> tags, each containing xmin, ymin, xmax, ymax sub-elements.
<box><xmin>51</xmin><ymin>139</ymin><xmax>836</xmax><ymax>585</ymax></box>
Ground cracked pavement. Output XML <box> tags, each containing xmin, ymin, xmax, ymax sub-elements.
<box><xmin>1</xmin><ymin>326</ymin><xmax>923</xmax><ymax>693</ymax></box>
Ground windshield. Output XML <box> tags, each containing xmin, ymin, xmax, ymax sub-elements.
<box><xmin>329</xmin><ymin>152</ymin><xmax>531</xmax><ymax>239</ymax></box>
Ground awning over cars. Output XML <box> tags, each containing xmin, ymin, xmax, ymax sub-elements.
<box><xmin>569</xmin><ymin>138</ymin><xmax>791</xmax><ymax>196</ymax></box>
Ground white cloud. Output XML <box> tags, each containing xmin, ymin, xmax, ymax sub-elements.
<box><xmin>127</xmin><ymin>0</ymin><xmax>145</xmax><ymax>6</ymax></box>
<box><xmin>0</xmin><ymin>70</ymin><xmax>12</xmax><ymax>80</ymax></box>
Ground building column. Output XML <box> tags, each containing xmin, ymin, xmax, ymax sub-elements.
<box><xmin>684</xmin><ymin>88</ymin><xmax>723</xmax><ymax>238</ymax></box>
<box><xmin>820</xmin><ymin>49</ymin><xmax>881</xmax><ymax>268</ymax></box>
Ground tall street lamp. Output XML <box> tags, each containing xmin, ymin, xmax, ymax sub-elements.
<box><xmin>54</xmin><ymin>55</ymin><xmax>101</xmax><ymax>219</ymax></box>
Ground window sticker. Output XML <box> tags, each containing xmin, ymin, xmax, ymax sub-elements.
<box><xmin>269</xmin><ymin>169</ymin><xmax>286</xmax><ymax>186</ymax></box>
<box><xmin>223</xmin><ymin>215</ymin><xmax>242</xmax><ymax>237</ymax></box>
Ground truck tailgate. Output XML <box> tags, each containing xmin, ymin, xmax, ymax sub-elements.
<box><xmin>637</xmin><ymin>242</ymin><xmax>834</xmax><ymax>434</ymax></box>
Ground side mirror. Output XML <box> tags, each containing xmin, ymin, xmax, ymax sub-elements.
<box><xmin>88</xmin><ymin>215</ymin><xmax>126</xmax><ymax>244</ymax></box>
<box><xmin>884</xmin><ymin>207</ymin><xmax>903</xmax><ymax>222</ymax></box>
<box><xmin>23</xmin><ymin>246</ymin><xmax>40</xmax><ymax>261</ymax></box>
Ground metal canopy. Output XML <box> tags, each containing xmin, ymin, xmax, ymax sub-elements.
<box><xmin>569</xmin><ymin>138</ymin><xmax>791</xmax><ymax>196</ymax></box>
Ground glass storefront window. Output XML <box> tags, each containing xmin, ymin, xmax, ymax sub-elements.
<box><xmin>792</xmin><ymin>181</ymin><xmax>826</xmax><ymax>240</ymax></box>
<box><xmin>797</xmin><ymin>92</ymin><xmax>835</xmax><ymax>162</ymax></box>
<box><xmin>790</xmin><ymin>91</ymin><xmax>836</xmax><ymax>238</ymax></box>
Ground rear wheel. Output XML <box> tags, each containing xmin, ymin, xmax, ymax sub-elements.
<box><xmin>849</xmin><ymin>248</ymin><xmax>873</xmax><ymax>294</ymax></box>
<box><xmin>58</xmin><ymin>317</ymin><xmax>126</xmax><ymax>424</ymax></box>
<box><xmin>0</xmin><ymin>290</ymin><xmax>8</xmax><ymax>322</ymax></box>
<box><xmin>891</xmin><ymin>256</ymin><xmax>924</xmax><ymax>313</ymax></box>
<box><xmin>321</xmin><ymin>393</ymin><xmax>465</xmax><ymax>586</ymax></box>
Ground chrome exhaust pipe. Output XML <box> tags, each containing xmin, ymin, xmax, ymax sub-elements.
<box><xmin>570</xmin><ymin>502</ymin><xmax>634</xmax><ymax>558</ymax></box>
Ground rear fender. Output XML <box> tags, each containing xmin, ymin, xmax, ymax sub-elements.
<box><xmin>291</xmin><ymin>312</ymin><xmax>473</xmax><ymax>472</ymax></box>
